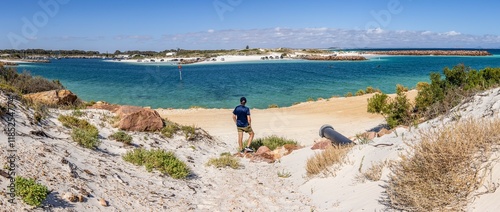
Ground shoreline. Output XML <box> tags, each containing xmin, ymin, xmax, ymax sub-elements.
<box><xmin>105</xmin><ymin>51</ymin><xmax>378</xmax><ymax>65</ymax></box>
<box><xmin>155</xmin><ymin>90</ymin><xmax>418</xmax><ymax>146</ymax></box>
<box><xmin>104</xmin><ymin>49</ymin><xmax>494</xmax><ymax>65</ymax></box>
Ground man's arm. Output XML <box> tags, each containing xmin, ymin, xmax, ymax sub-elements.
<box><xmin>233</xmin><ymin>114</ymin><xmax>237</xmax><ymax>124</ymax></box>
<box><xmin>247</xmin><ymin>115</ymin><xmax>251</xmax><ymax>126</ymax></box>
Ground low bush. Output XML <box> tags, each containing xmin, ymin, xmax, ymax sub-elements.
<box><xmin>123</xmin><ymin>148</ymin><xmax>190</xmax><ymax>179</ymax></box>
<box><xmin>250</xmin><ymin>135</ymin><xmax>298</xmax><ymax>151</ymax></box>
<box><xmin>415</xmin><ymin>64</ymin><xmax>500</xmax><ymax>120</ymax></box>
<box><xmin>344</xmin><ymin>92</ymin><xmax>353</xmax><ymax>97</ymax></box>
<box><xmin>71</xmin><ymin>127</ymin><xmax>100</xmax><ymax>149</ymax></box>
<box><xmin>365</xmin><ymin>86</ymin><xmax>376</xmax><ymax>94</ymax></box>
<box><xmin>59</xmin><ymin>115</ymin><xmax>100</xmax><ymax>149</ymax></box>
<box><xmin>385</xmin><ymin>119</ymin><xmax>500</xmax><ymax>211</ymax></box>
<box><xmin>0</xmin><ymin>65</ymin><xmax>63</xmax><ymax>95</ymax></box>
<box><xmin>206</xmin><ymin>155</ymin><xmax>241</xmax><ymax>169</ymax></box>
<box><xmin>268</xmin><ymin>104</ymin><xmax>279</xmax><ymax>108</ymax></box>
<box><xmin>181</xmin><ymin>125</ymin><xmax>196</xmax><ymax>140</ymax></box>
<box><xmin>367</xmin><ymin>84</ymin><xmax>412</xmax><ymax>128</ymax></box>
<box><xmin>161</xmin><ymin>119</ymin><xmax>202</xmax><ymax>140</ymax></box>
<box><xmin>15</xmin><ymin>176</ymin><xmax>49</xmax><ymax>207</ymax></box>
<box><xmin>109</xmin><ymin>131</ymin><xmax>132</xmax><ymax>145</ymax></box>
<box><xmin>355</xmin><ymin>89</ymin><xmax>365</xmax><ymax>96</ymax></box>
<box><xmin>160</xmin><ymin>121</ymin><xmax>180</xmax><ymax>138</ymax></box>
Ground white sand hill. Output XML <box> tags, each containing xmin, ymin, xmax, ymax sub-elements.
<box><xmin>0</xmin><ymin>87</ymin><xmax>499</xmax><ymax>211</ymax></box>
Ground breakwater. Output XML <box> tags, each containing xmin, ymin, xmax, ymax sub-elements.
<box><xmin>302</xmin><ymin>55</ymin><xmax>367</xmax><ymax>61</ymax></box>
<box><xmin>366</xmin><ymin>50</ymin><xmax>491</xmax><ymax>56</ymax></box>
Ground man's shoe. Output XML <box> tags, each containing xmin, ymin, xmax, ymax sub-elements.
<box><xmin>244</xmin><ymin>147</ymin><xmax>254</xmax><ymax>152</ymax></box>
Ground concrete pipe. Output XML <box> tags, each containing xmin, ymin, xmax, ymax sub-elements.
<box><xmin>319</xmin><ymin>124</ymin><xmax>352</xmax><ymax>145</ymax></box>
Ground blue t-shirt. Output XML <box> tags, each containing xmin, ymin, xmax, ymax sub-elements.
<box><xmin>233</xmin><ymin>105</ymin><xmax>250</xmax><ymax>127</ymax></box>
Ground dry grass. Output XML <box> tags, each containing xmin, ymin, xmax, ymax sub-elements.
<box><xmin>385</xmin><ymin>118</ymin><xmax>500</xmax><ymax>211</ymax></box>
<box><xmin>362</xmin><ymin>161</ymin><xmax>388</xmax><ymax>181</ymax></box>
<box><xmin>306</xmin><ymin>144</ymin><xmax>353</xmax><ymax>176</ymax></box>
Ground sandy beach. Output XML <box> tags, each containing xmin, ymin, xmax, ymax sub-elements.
<box><xmin>157</xmin><ymin>90</ymin><xmax>418</xmax><ymax>147</ymax></box>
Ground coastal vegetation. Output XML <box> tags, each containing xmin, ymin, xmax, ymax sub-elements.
<box><xmin>306</xmin><ymin>144</ymin><xmax>353</xmax><ymax>176</ymax></box>
<box><xmin>160</xmin><ymin>119</ymin><xmax>198</xmax><ymax>140</ymax></box>
<box><xmin>0</xmin><ymin>64</ymin><xmax>63</xmax><ymax>96</ymax></box>
<box><xmin>206</xmin><ymin>155</ymin><xmax>241</xmax><ymax>169</ymax></box>
<box><xmin>122</xmin><ymin>148</ymin><xmax>189</xmax><ymax>179</ymax></box>
<box><xmin>109</xmin><ymin>131</ymin><xmax>133</xmax><ymax>145</ymax></box>
<box><xmin>250</xmin><ymin>135</ymin><xmax>298</xmax><ymax>151</ymax></box>
<box><xmin>14</xmin><ymin>176</ymin><xmax>49</xmax><ymax>207</ymax></box>
<box><xmin>58</xmin><ymin>115</ymin><xmax>100</xmax><ymax>149</ymax></box>
<box><xmin>386</xmin><ymin>119</ymin><xmax>500</xmax><ymax>211</ymax></box>
<box><xmin>367</xmin><ymin>64</ymin><xmax>500</xmax><ymax>128</ymax></box>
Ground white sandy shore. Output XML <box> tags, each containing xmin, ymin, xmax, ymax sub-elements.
<box><xmin>106</xmin><ymin>51</ymin><xmax>378</xmax><ymax>65</ymax></box>
<box><xmin>2</xmin><ymin>88</ymin><xmax>499</xmax><ymax>211</ymax></box>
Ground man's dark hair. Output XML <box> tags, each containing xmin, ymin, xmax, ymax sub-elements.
<box><xmin>240</xmin><ymin>97</ymin><xmax>247</xmax><ymax>104</ymax></box>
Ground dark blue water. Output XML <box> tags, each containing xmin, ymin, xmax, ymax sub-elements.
<box><xmin>15</xmin><ymin>52</ymin><xmax>500</xmax><ymax>109</ymax></box>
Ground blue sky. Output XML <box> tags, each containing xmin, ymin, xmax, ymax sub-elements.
<box><xmin>1</xmin><ymin>0</ymin><xmax>500</xmax><ymax>52</ymax></box>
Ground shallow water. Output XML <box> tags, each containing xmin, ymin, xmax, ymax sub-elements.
<box><xmin>16</xmin><ymin>52</ymin><xmax>500</xmax><ymax>109</ymax></box>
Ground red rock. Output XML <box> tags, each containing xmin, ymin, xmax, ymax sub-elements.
<box><xmin>250</xmin><ymin>152</ymin><xmax>275</xmax><ymax>163</ymax></box>
<box><xmin>255</xmin><ymin>146</ymin><xmax>271</xmax><ymax>155</ymax></box>
<box><xmin>377</xmin><ymin>128</ymin><xmax>392</xmax><ymax>137</ymax></box>
<box><xmin>363</xmin><ymin>131</ymin><xmax>377</xmax><ymax>140</ymax></box>
<box><xmin>23</xmin><ymin>89</ymin><xmax>77</xmax><ymax>105</ymax></box>
<box><xmin>115</xmin><ymin>106</ymin><xmax>164</xmax><ymax>131</ymax></box>
<box><xmin>283</xmin><ymin>144</ymin><xmax>300</xmax><ymax>154</ymax></box>
<box><xmin>311</xmin><ymin>139</ymin><xmax>332</xmax><ymax>150</ymax></box>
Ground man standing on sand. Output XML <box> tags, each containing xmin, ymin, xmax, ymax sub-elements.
<box><xmin>232</xmin><ymin>97</ymin><xmax>254</xmax><ymax>153</ymax></box>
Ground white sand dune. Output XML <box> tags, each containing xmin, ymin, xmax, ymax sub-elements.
<box><xmin>1</xmin><ymin>88</ymin><xmax>499</xmax><ymax>211</ymax></box>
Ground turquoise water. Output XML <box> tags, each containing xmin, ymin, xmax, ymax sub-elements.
<box><xmin>15</xmin><ymin>51</ymin><xmax>500</xmax><ymax>109</ymax></box>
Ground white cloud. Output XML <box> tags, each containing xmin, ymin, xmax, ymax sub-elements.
<box><xmin>207</xmin><ymin>29</ymin><xmax>214</xmax><ymax>33</ymax></box>
<box><xmin>159</xmin><ymin>28</ymin><xmax>500</xmax><ymax>49</ymax></box>
<box><xmin>443</xmin><ymin>30</ymin><xmax>461</xmax><ymax>36</ymax></box>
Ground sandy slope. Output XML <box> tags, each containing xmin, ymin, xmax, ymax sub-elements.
<box><xmin>1</xmin><ymin>88</ymin><xmax>499</xmax><ymax>211</ymax></box>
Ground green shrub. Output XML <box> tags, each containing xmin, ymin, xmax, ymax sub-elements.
<box><xmin>365</xmin><ymin>86</ymin><xmax>376</xmax><ymax>94</ymax></box>
<box><xmin>355</xmin><ymin>89</ymin><xmax>365</xmax><ymax>96</ymax></box>
<box><xmin>345</xmin><ymin>92</ymin><xmax>353</xmax><ymax>97</ymax></box>
<box><xmin>414</xmin><ymin>64</ymin><xmax>500</xmax><ymax>121</ymax></box>
<box><xmin>123</xmin><ymin>148</ymin><xmax>190</xmax><ymax>179</ymax></box>
<box><xmin>109</xmin><ymin>131</ymin><xmax>132</xmax><ymax>145</ymax></box>
<box><xmin>58</xmin><ymin>115</ymin><xmax>92</xmax><ymax>129</ymax></box>
<box><xmin>161</xmin><ymin>121</ymin><xmax>180</xmax><ymax>138</ymax></box>
<box><xmin>206</xmin><ymin>156</ymin><xmax>241</xmax><ymax>169</ymax></box>
<box><xmin>268</xmin><ymin>104</ymin><xmax>279</xmax><ymax>108</ymax></box>
<box><xmin>59</xmin><ymin>115</ymin><xmax>100</xmax><ymax>149</ymax></box>
<box><xmin>181</xmin><ymin>125</ymin><xmax>196</xmax><ymax>140</ymax></box>
<box><xmin>14</xmin><ymin>176</ymin><xmax>49</xmax><ymax>207</ymax></box>
<box><xmin>250</xmin><ymin>135</ymin><xmax>298</xmax><ymax>151</ymax></box>
<box><xmin>367</xmin><ymin>84</ymin><xmax>412</xmax><ymax>128</ymax></box>
<box><xmin>71</xmin><ymin>127</ymin><xmax>100</xmax><ymax>149</ymax></box>
<box><xmin>71</xmin><ymin>109</ymin><xmax>85</xmax><ymax>117</ymax></box>
<box><xmin>367</xmin><ymin>93</ymin><xmax>389</xmax><ymax>114</ymax></box>
<box><xmin>220</xmin><ymin>152</ymin><xmax>232</xmax><ymax>157</ymax></box>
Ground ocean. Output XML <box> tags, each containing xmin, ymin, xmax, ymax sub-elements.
<box><xmin>15</xmin><ymin>50</ymin><xmax>500</xmax><ymax>109</ymax></box>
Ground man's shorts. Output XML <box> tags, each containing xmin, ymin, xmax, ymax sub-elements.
<box><xmin>237</xmin><ymin>126</ymin><xmax>253</xmax><ymax>133</ymax></box>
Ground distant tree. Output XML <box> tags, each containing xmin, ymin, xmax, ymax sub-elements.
<box><xmin>246</xmin><ymin>45</ymin><xmax>249</xmax><ymax>50</ymax></box>
<box><xmin>114</xmin><ymin>50</ymin><xmax>121</xmax><ymax>55</ymax></box>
